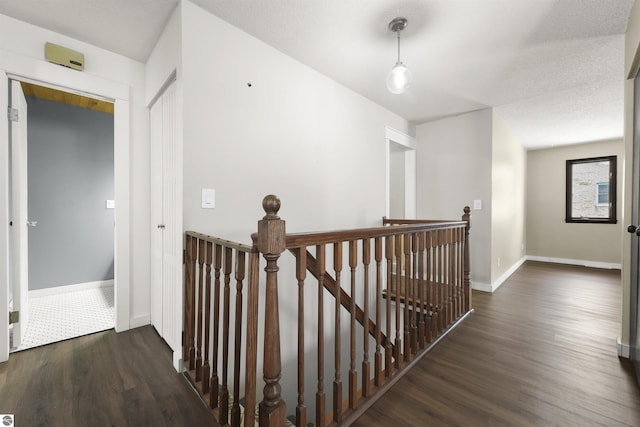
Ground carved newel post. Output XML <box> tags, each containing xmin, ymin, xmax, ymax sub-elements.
<box><xmin>258</xmin><ymin>195</ymin><xmax>287</xmax><ymax>426</ymax></box>
<box><xmin>462</xmin><ymin>206</ymin><xmax>472</xmax><ymax>312</ymax></box>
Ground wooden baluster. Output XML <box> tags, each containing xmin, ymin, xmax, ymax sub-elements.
<box><xmin>394</xmin><ymin>234</ymin><xmax>402</xmax><ymax>369</ymax></box>
<box><xmin>438</xmin><ymin>229</ymin><xmax>445</xmax><ymax>334</ymax></box>
<box><xmin>385</xmin><ymin>236</ymin><xmax>393</xmax><ymax>377</ymax></box>
<box><xmin>443</xmin><ymin>230</ymin><xmax>449</xmax><ymax>329</ymax></box>
<box><xmin>452</xmin><ymin>229</ymin><xmax>458</xmax><ymax>320</ymax></box>
<box><xmin>333</xmin><ymin>242</ymin><xmax>343</xmax><ymax>423</ymax></box>
<box><xmin>449</xmin><ymin>228</ymin><xmax>457</xmax><ymax>325</ymax></box>
<box><xmin>220</xmin><ymin>246</ymin><xmax>233</xmax><ymax>425</ymax></box>
<box><xmin>439</xmin><ymin>230</ymin><xmax>445</xmax><ymax>332</ymax></box>
<box><xmin>440</xmin><ymin>229</ymin><xmax>446</xmax><ymax>333</ymax></box>
<box><xmin>196</xmin><ymin>238</ymin><xmax>205</xmax><ymax>382</ymax></box>
<box><xmin>202</xmin><ymin>241</ymin><xmax>213</xmax><ymax>395</ymax></box>
<box><xmin>445</xmin><ymin>229</ymin><xmax>452</xmax><ymax>328</ymax></box>
<box><xmin>210</xmin><ymin>244</ymin><xmax>222</xmax><ymax>409</ymax></box>
<box><xmin>348</xmin><ymin>240</ymin><xmax>357</xmax><ymax>409</ymax></box>
<box><xmin>417</xmin><ymin>232</ymin><xmax>426</xmax><ymax>349</ymax></box>
<box><xmin>316</xmin><ymin>244</ymin><xmax>326</xmax><ymax>427</ymax></box>
<box><xmin>362</xmin><ymin>238</ymin><xmax>371</xmax><ymax>398</ymax></box>
<box><xmin>429</xmin><ymin>231</ymin><xmax>438</xmax><ymax>340</ymax></box>
<box><xmin>191</xmin><ymin>237</ymin><xmax>199</xmax><ymax>368</ymax></box>
<box><xmin>410</xmin><ymin>233</ymin><xmax>418</xmax><ymax>355</ymax></box>
<box><xmin>431</xmin><ymin>230</ymin><xmax>437</xmax><ymax>334</ymax></box>
<box><xmin>451</xmin><ymin>230</ymin><xmax>456</xmax><ymax>321</ymax></box>
<box><xmin>463</xmin><ymin>207</ymin><xmax>472</xmax><ymax>312</ymax></box>
<box><xmin>449</xmin><ymin>228</ymin><xmax>458</xmax><ymax>324</ymax></box>
<box><xmin>425</xmin><ymin>232</ymin><xmax>433</xmax><ymax>343</ymax></box>
<box><xmin>231</xmin><ymin>251</ymin><xmax>246</xmax><ymax>427</ymax></box>
<box><xmin>459</xmin><ymin>227</ymin><xmax>464</xmax><ymax>316</ymax></box>
<box><xmin>183</xmin><ymin>236</ymin><xmax>189</xmax><ymax>364</ymax></box>
<box><xmin>374</xmin><ymin>237</ymin><xmax>383</xmax><ymax>387</ymax></box>
<box><xmin>295</xmin><ymin>249</ymin><xmax>307</xmax><ymax>427</ymax></box>
<box><xmin>184</xmin><ymin>235</ymin><xmax>194</xmax><ymax>367</ymax></box>
<box><xmin>458</xmin><ymin>226</ymin><xmax>464</xmax><ymax>317</ymax></box>
<box><xmin>257</xmin><ymin>195</ymin><xmax>287</xmax><ymax>427</ymax></box>
<box><xmin>403</xmin><ymin>233</ymin><xmax>411</xmax><ymax>363</ymax></box>
<box><xmin>244</xmin><ymin>239</ymin><xmax>260</xmax><ymax>427</ymax></box>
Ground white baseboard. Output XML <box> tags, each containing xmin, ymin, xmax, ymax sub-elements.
<box><xmin>29</xmin><ymin>280</ymin><xmax>114</xmax><ymax>298</ymax></box>
<box><xmin>526</xmin><ymin>256</ymin><xmax>621</xmax><ymax>270</ymax></box>
<box><xmin>471</xmin><ymin>282</ymin><xmax>493</xmax><ymax>292</ymax></box>
<box><xmin>490</xmin><ymin>257</ymin><xmax>527</xmax><ymax>292</ymax></box>
<box><xmin>130</xmin><ymin>314</ymin><xmax>151</xmax><ymax>329</ymax></box>
<box><xmin>617</xmin><ymin>336</ymin><xmax>630</xmax><ymax>358</ymax></box>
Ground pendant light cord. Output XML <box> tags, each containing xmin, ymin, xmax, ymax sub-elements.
<box><xmin>397</xmin><ymin>30</ymin><xmax>401</xmax><ymax>63</ymax></box>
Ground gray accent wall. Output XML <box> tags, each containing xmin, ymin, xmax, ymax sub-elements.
<box><xmin>27</xmin><ymin>97</ymin><xmax>114</xmax><ymax>290</ymax></box>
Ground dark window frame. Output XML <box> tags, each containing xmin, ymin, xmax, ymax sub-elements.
<box><xmin>565</xmin><ymin>155</ymin><xmax>617</xmax><ymax>224</ymax></box>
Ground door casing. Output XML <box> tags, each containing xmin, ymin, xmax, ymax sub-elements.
<box><xmin>0</xmin><ymin>57</ymin><xmax>131</xmax><ymax>362</ymax></box>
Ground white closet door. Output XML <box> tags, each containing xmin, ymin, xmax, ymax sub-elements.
<box><xmin>150</xmin><ymin>79</ymin><xmax>180</xmax><ymax>354</ymax></box>
<box><xmin>161</xmin><ymin>81</ymin><xmax>180</xmax><ymax>353</ymax></box>
<box><xmin>150</xmin><ymin>96</ymin><xmax>163</xmax><ymax>336</ymax></box>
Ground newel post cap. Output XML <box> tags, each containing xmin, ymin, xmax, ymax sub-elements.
<box><xmin>462</xmin><ymin>206</ymin><xmax>471</xmax><ymax>229</ymax></box>
<box><xmin>257</xmin><ymin>195</ymin><xmax>286</xmax><ymax>255</ymax></box>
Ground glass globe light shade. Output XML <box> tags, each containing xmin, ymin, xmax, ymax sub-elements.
<box><xmin>387</xmin><ymin>62</ymin><xmax>412</xmax><ymax>94</ymax></box>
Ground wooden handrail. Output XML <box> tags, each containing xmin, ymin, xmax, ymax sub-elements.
<box><xmin>285</xmin><ymin>221</ymin><xmax>466</xmax><ymax>248</ymax></box>
<box><xmin>382</xmin><ymin>217</ymin><xmax>462</xmax><ymax>225</ymax></box>
<box><xmin>185</xmin><ymin>230</ymin><xmax>252</xmax><ymax>253</ymax></box>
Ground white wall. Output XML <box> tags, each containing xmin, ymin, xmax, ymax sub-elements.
<box><xmin>0</xmin><ymin>13</ymin><xmax>150</xmax><ymax>357</ymax></box>
<box><xmin>526</xmin><ymin>140</ymin><xmax>624</xmax><ymax>267</ymax></box>
<box><xmin>491</xmin><ymin>113</ymin><xmax>526</xmax><ymax>286</ymax></box>
<box><xmin>145</xmin><ymin>5</ymin><xmax>181</xmax><ymax>105</ymax></box>
<box><xmin>389</xmin><ymin>144</ymin><xmax>406</xmax><ymax>218</ymax></box>
<box><xmin>181</xmin><ymin>1</ymin><xmax>408</xmax><ymax>241</ymax></box>
<box><xmin>416</xmin><ymin>109</ymin><xmax>493</xmax><ymax>288</ymax></box>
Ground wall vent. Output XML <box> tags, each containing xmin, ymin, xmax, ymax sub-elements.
<box><xmin>45</xmin><ymin>42</ymin><xmax>84</xmax><ymax>71</ymax></box>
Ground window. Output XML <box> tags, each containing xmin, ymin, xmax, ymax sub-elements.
<box><xmin>566</xmin><ymin>156</ymin><xmax>616</xmax><ymax>223</ymax></box>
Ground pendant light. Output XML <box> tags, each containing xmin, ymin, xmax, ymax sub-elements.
<box><xmin>386</xmin><ymin>17</ymin><xmax>412</xmax><ymax>94</ymax></box>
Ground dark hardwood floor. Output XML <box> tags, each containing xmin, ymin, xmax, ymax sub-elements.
<box><xmin>354</xmin><ymin>261</ymin><xmax>640</xmax><ymax>426</ymax></box>
<box><xmin>0</xmin><ymin>325</ymin><xmax>218</xmax><ymax>427</ymax></box>
<box><xmin>2</xmin><ymin>261</ymin><xmax>638</xmax><ymax>426</ymax></box>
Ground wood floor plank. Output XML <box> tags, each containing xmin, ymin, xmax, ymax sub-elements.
<box><xmin>354</xmin><ymin>261</ymin><xmax>640</xmax><ymax>427</ymax></box>
<box><xmin>0</xmin><ymin>325</ymin><xmax>218</xmax><ymax>427</ymax></box>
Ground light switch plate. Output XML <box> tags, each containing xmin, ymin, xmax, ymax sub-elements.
<box><xmin>106</xmin><ymin>200</ymin><xmax>115</xmax><ymax>209</ymax></box>
<box><xmin>202</xmin><ymin>188</ymin><xmax>215</xmax><ymax>209</ymax></box>
<box><xmin>473</xmin><ymin>199</ymin><xmax>482</xmax><ymax>210</ymax></box>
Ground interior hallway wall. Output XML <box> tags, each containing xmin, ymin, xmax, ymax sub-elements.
<box><xmin>526</xmin><ymin>139</ymin><xmax>624</xmax><ymax>265</ymax></box>
<box><xmin>416</xmin><ymin>109</ymin><xmax>493</xmax><ymax>288</ymax></box>
<box><xmin>491</xmin><ymin>113</ymin><xmax>526</xmax><ymax>285</ymax></box>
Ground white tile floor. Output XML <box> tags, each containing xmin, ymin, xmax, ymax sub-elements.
<box><xmin>10</xmin><ymin>286</ymin><xmax>115</xmax><ymax>352</ymax></box>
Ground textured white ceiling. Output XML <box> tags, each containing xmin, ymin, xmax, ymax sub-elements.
<box><xmin>0</xmin><ymin>0</ymin><xmax>633</xmax><ymax>149</ymax></box>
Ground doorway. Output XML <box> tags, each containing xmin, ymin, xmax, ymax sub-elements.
<box><xmin>385</xmin><ymin>126</ymin><xmax>416</xmax><ymax>219</ymax></box>
<box><xmin>9</xmin><ymin>80</ymin><xmax>115</xmax><ymax>352</ymax></box>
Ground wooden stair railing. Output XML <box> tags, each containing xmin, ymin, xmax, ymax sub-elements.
<box><xmin>183</xmin><ymin>232</ymin><xmax>260</xmax><ymax>427</ymax></box>
<box><xmin>281</xmin><ymin>201</ymin><xmax>471</xmax><ymax>426</ymax></box>
<box><xmin>182</xmin><ymin>195</ymin><xmax>472</xmax><ymax>427</ymax></box>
